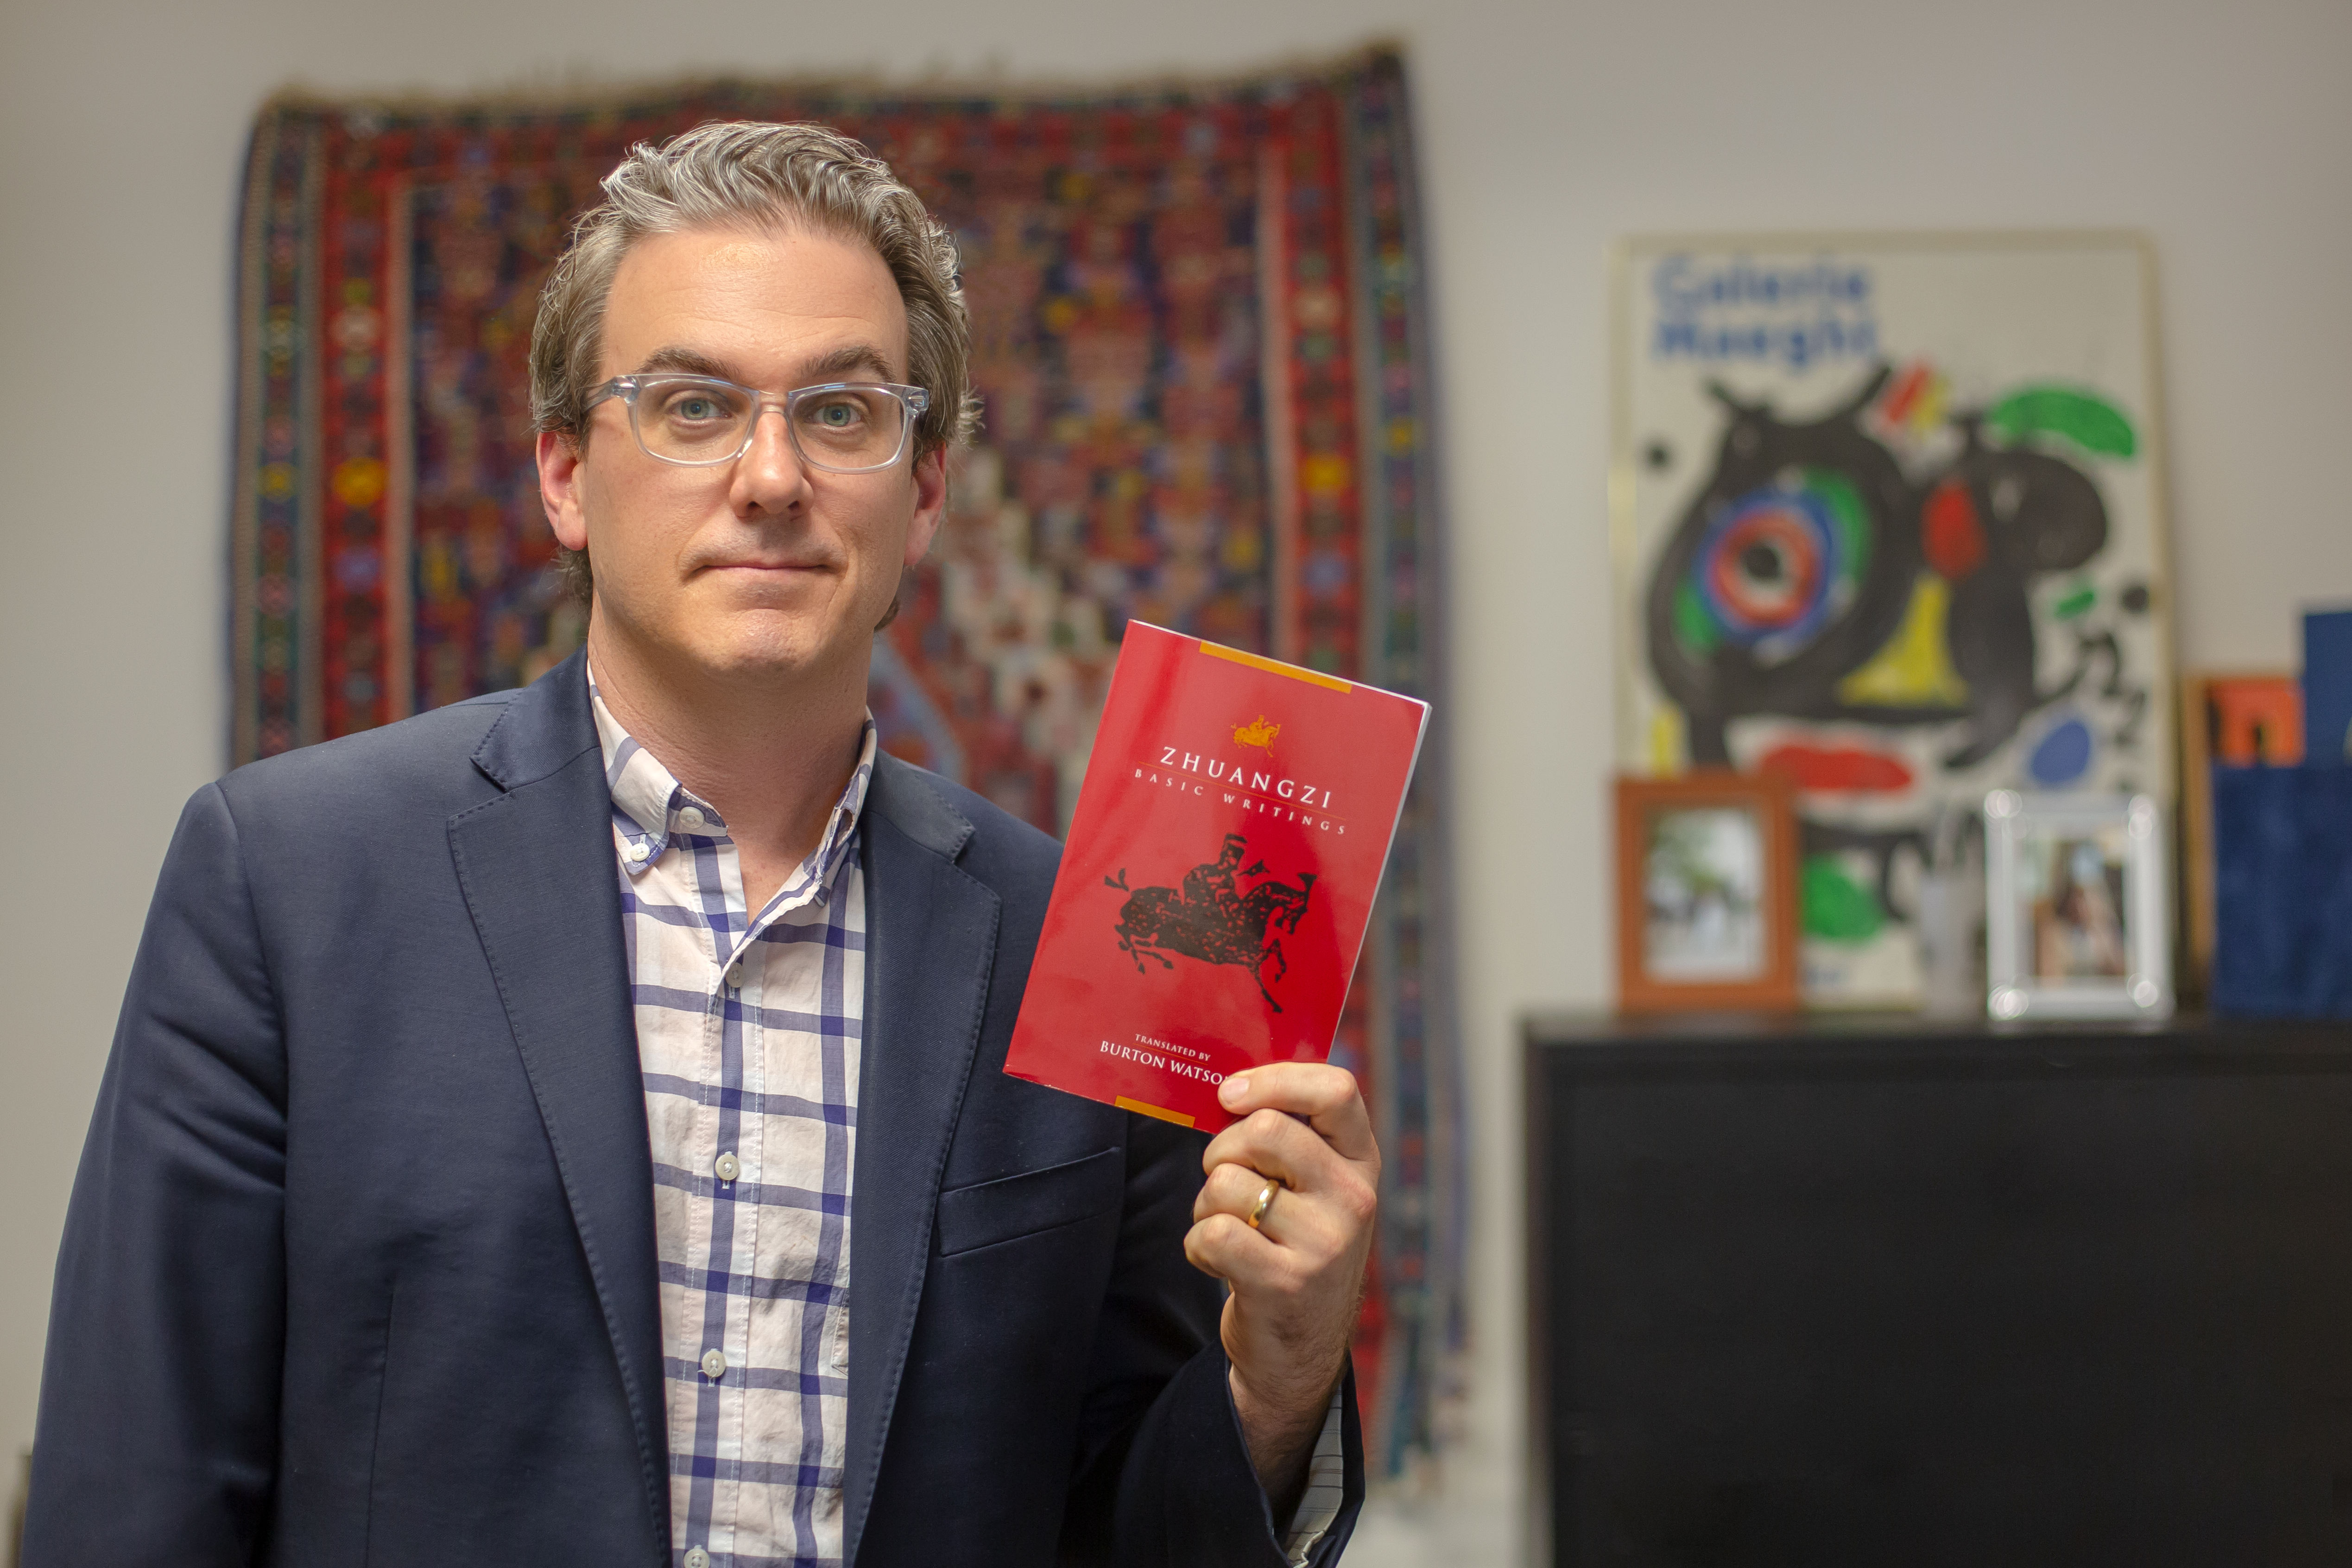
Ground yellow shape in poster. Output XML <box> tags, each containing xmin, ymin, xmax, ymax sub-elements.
<box><xmin>1836</xmin><ymin>575</ymin><xmax>1971</xmax><ymax>708</ymax></box>
<box><xmin>1648</xmin><ymin>707</ymin><xmax>1687</xmax><ymax>774</ymax></box>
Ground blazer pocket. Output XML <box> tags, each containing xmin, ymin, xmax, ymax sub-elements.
<box><xmin>934</xmin><ymin>1146</ymin><xmax>1125</xmax><ymax>1258</ymax></box>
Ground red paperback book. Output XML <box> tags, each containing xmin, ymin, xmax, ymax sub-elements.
<box><xmin>1004</xmin><ymin>622</ymin><xmax>1430</xmax><ymax>1133</ymax></box>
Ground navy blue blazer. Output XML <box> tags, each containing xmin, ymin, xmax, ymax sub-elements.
<box><xmin>26</xmin><ymin>650</ymin><xmax>1363</xmax><ymax>1567</ymax></box>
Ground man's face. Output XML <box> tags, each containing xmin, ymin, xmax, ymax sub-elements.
<box><xmin>538</xmin><ymin>222</ymin><xmax>946</xmax><ymax>689</ymax></box>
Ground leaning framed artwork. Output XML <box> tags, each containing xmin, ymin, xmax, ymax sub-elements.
<box><xmin>1984</xmin><ymin>790</ymin><xmax>2172</xmax><ymax>1021</ymax></box>
<box><xmin>1611</xmin><ymin>232</ymin><xmax>2175</xmax><ymax>1008</ymax></box>
<box><xmin>1615</xmin><ymin>771</ymin><xmax>1801</xmax><ymax>1013</ymax></box>
<box><xmin>2176</xmin><ymin>671</ymin><xmax>2300</xmax><ymax>997</ymax></box>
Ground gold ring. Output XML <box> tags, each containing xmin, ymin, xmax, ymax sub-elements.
<box><xmin>1247</xmin><ymin>1178</ymin><xmax>1282</xmax><ymax>1231</ymax></box>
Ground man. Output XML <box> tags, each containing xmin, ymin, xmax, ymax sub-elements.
<box><xmin>26</xmin><ymin>122</ymin><xmax>1372</xmax><ymax>1566</ymax></box>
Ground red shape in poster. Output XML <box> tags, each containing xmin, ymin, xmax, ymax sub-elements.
<box><xmin>1880</xmin><ymin>361</ymin><xmax>1934</xmax><ymax>427</ymax></box>
<box><xmin>1758</xmin><ymin>743</ymin><xmax>1915</xmax><ymax>793</ymax></box>
<box><xmin>1922</xmin><ymin>476</ymin><xmax>1987</xmax><ymax>581</ymax></box>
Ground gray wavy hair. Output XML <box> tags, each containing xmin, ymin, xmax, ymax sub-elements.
<box><xmin>530</xmin><ymin>120</ymin><xmax>980</xmax><ymax>602</ymax></box>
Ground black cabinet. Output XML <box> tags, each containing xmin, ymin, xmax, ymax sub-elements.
<box><xmin>1526</xmin><ymin>1012</ymin><xmax>2352</xmax><ymax>1565</ymax></box>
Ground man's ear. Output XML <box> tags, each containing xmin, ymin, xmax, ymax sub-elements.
<box><xmin>537</xmin><ymin>430</ymin><xmax>590</xmax><ymax>552</ymax></box>
<box><xmin>902</xmin><ymin>445</ymin><xmax>948</xmax><ymax>569</ymax></box>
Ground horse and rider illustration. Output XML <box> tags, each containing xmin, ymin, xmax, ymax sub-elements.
<box><xmin>1104</xmin><ymin>832</ymin><xmax>1317</xmax><ymax>1011</ymax></box>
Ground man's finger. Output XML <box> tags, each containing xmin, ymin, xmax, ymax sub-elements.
<box><xmin>1195</xmin><ymin>1161</ymin><xmax>1362</xmax><ymax>1258</ymax></box>
<box><xmin>1192</xmin><ymin>1157</ymin><xmax>1331</xmax><ymax>1234</ymax></box>
<box><xmin>1200</xmin><ymin>1106</ymin><xmax>1345</xmax><ymax>1194</ymax></box>
<box><xmin>1192</xmin><ymin>1159</ymin><xmax>1280</xmax><ymax>1226</ymax></box>
<box><xmin>1183</xmin><ymin>1210</ymin><xmax>1279</xmax><ymax>1281</ymax></box>
<box><xmin>1216</xmin><ymin>1062</ymin><xmax>1377</xmax><ymax>1166</ymax></box>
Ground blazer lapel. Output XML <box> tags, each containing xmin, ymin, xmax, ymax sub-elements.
<box><xmin>843</xmin><ymin>755</ymin><xmax>999</xmax><ymax>1566</ymax></box>
<box><xmin>446</xmin><ymin>651</ymin><xmax>670</xmax><ymax>1554</ymax></box>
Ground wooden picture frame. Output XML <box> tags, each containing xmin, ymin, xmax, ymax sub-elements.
<box><xmin>1615</xmin><ymin>771</ymin><xmax>1802</xmax><ymax>1013</ymax></box>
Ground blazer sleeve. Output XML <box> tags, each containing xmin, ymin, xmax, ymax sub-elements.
<box><xmin>1056</xmin><ymin>1111</ymin><xmax>1366</xmax><ymax>1567</ymax></box>
<box><xmin>24</xmin><ymin>783</ymin><xmax>289</xmax><ymax>1567</ymax></box>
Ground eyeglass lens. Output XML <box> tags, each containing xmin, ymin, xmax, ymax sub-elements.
<box><xmin>633</xmin><ymin>378</ymin><xmax>911</xmax><ymax>471</ymax></box>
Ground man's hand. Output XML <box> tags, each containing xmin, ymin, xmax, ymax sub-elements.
<box><xmin>1183</xmin><ymin>1061</ymin><xmax>1379</xmax><ymax>1511</ymax></box>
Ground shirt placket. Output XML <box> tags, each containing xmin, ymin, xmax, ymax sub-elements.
<box><xmin>721</xmin><ymin>879</ymin><xmax>771</xmax><ymax>1568</ymax></box>
<box><xmin>691</xmin><ymin>812</ymin><xmax>758</xmax><ymax>1564</ymax></box>
<box><xmin>744</xmin><ymin>836</ymin><xmax>851</xmax><ymax>1560</ymax></box>
<box><xmin>719</xmin><ymin>843</ymin><xmax>824</xmax><ymax>1564</ymax></box>
<box><xmin>811</xmin><ymin>852</ymin><xmax>859</xmax><ymax>1549</ymax></box>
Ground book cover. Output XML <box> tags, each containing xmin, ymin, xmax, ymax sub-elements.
<box><xmin>2303</xmin><ymin>607</ymin><xmax>2352</xmax><ymax>767</ymax></box>
<box><xmin>1004</xmin><ymin>622</ymin><xmax>1430</xmax><ymax>1133</ymax></box>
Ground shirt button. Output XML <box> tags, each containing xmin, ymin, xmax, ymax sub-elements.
<box><xmin>625</xmin><ymin>841</ymin><xmax>650</xmax><ymax>863</ymax></box>
<box><xmin>677</xmin><ymin>807</ymin><xmax>705</xmax><ymax>829</ymax></box>
<box><xmin>701</xmin><ymin>1348</ymin><xmax>727</xmax><ymax>1380</ymax></box>
<box><xmin>685</xmin><ymin>1549</ymin><xmax>711</xmax><ymax>1568</ymax></box>
<box><xmin>724</xmin><ymin>961</ymin><xmax>745</xmax><ymax>990</ymax></box>
<box><xmin>714</xmin><ymin>1151</ymin><xmax>741</xmax><ymax>1182</ymax></box>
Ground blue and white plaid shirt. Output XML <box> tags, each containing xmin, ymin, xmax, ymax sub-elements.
<box><xmin>592</xmin><ymin>669</ymin><xmax>872</xmax><ymax>1568</ymax></box>
<box><xmin>591</xmin><ymin>666</ymin><xmax>1343</xmax><ymax>1567</ymax></box>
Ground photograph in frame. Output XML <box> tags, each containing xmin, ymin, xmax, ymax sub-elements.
<box><xmin>1615</xmin><ymin>771</ymin><xmax>1801</xmax><ymax>1014</ymax></box>
<box><xmin>1985</xmin><ymin>790</ymin><xmax>2172</xmax><ymax>1020</ymax></box>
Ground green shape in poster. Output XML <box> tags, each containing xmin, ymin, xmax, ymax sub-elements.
<box><xmin>1803</xmin><ymin>467</ymin><xmax>1872</xmax><ymax>581</ymax></box>
<box><xmin>1985</xmin><ymin>386</ymin><xmax>2137</xmax><ymax>459</ymax></box>
<box><xmin>1673</xmin><ymin>579</ymin><xmax>1720</xmax><ymax>654</ymax></box>
<box><xmin>1801</xmin><ymin>855</ymin><xmax>1883</xmax><ymax>943</ymax></box>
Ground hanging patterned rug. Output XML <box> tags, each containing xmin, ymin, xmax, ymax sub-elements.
<box><xmin>232</xmin><ymin>45</ymin><xmax>1457</xmax><ymax>1475</ymax></box>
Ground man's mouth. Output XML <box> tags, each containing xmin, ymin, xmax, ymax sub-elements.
<box><xmin>700</xmin><ymin>558</ymin><xmax>832</xmax><ymax>575</ymax></box>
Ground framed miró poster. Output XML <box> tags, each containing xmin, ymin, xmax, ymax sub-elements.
<box><xmin>1610</xmin><ymin>232</ymin><xmax>2174</xmax><ymax>1007</ymax></box>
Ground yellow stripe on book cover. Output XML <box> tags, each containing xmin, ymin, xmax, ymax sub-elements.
<box><xmin>1198</xmin><ymin>642</ymin><xmax>1354</xmax><ymax>693</ymax></box>
<box><xmin>1115</xmin><ymin>1096</ymin><xmax>1196</xmax><ymax>1128</ymax></box>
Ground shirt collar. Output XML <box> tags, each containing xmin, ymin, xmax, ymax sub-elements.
<box><xmin>586</xmin><ymin>659</ymin><xmax>878</xmax><ymax>891</ymax></box>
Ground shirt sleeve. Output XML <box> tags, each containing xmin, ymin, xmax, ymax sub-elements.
<box><xmin>1279</xmin><ymin>1383</ymin><xmax>1350</xmax><ymax>1565</ymax></box>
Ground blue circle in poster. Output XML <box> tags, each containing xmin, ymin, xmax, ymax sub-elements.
<box><xmin>2027</xmin><ymin>714</ymin><xmax>2095</xmax><ymax>786</ymax></box>
<box><xmin>1693</xmin><ymin>485</ymin><xmax>1840</xmax><ymax>649</ymax></box>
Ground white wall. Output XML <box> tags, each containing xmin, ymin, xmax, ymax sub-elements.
<box><xmin>3</xmin><ymin>0</ymin><xmax>2348</xmax><ymax>1557</ymax></box>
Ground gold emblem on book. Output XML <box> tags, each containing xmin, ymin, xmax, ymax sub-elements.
<box><xmin>1233</xmin><ymin>715</ymin><xmax>1281</xmax><ymax>752</ymax></box>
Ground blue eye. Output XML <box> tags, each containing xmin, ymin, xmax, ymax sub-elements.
<box><xmin>651</xmin><ymin>381</ymin><xmax>745</xmax><ymax>426</ymax></box>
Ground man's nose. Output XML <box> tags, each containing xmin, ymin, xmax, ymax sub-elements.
<box><xmin>729</xmin><ymin>402</ymin><xmax>811</xmax><ymax>513</ymax></box>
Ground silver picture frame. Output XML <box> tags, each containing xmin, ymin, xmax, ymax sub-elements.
<box><xmin>1984</xmin><ymin>790</ymin><xmax>2172</xmax><ymax>1021</ymax></box>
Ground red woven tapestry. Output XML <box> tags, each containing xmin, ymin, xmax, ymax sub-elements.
<box><xmin>231</xmin><ymin>47</ymin><xmax>1458</xmax><ymax>1473</ymax></box>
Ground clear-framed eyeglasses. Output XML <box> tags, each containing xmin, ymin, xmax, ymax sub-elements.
<box><xmin>584</xmin><ymin>374</ymin><xmax>931</xmax><ymax>473</ymax></box>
